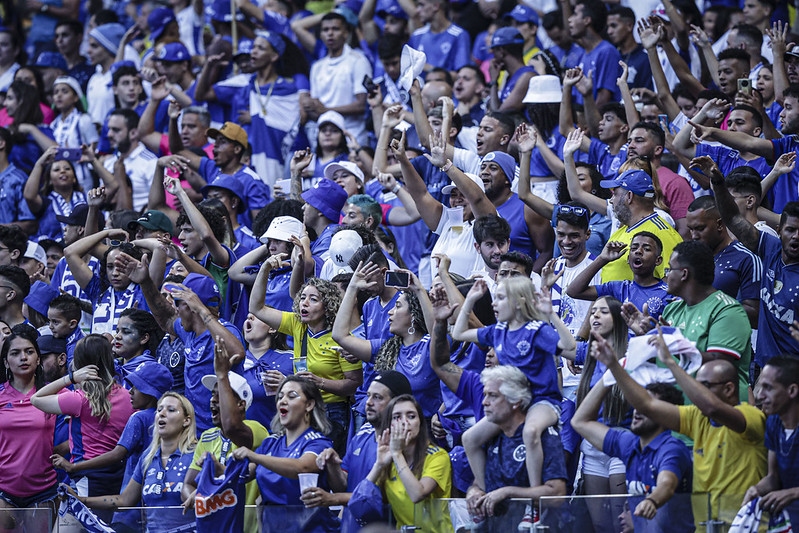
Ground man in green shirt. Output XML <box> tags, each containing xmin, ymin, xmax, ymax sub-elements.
<box><xmin>626</xmin><ymin>240</ymin><xmax>753</xmax><ymax>401</ymax></box>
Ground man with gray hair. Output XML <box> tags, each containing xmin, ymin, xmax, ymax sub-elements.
<box><xmin>465</xmin><ymin>365</ymin><xmax>567</xmax><ymax>526</ymax></box>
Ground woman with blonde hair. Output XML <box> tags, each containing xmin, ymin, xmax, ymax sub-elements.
<box><xmin>31</xmin><ymin>334</ymin><xmax>134</xmax><ymax>522</ymax></box>
<box><xmin>63</xmin><ymin>392</ymin><xmax>198</xmax><ymax>533</ymax></box>
<box><xmin>453</xmin><ymin>276</ymin><xmax>575</xmax><ymax>499</ymax></box>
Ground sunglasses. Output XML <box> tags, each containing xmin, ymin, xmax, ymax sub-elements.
<box><xmin>557</xmin><ymin>205</ymin><xmax>588</xmax><ymax>217</ymax></box>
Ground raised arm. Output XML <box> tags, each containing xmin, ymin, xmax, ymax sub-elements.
<box><xmin>380</xmin><ymin>173</ymin><xmax>422</xmax><ymax>226</ymax></box>
<box><xmin>639</xmin><ymin>21</ymin><xmax>681</xmax><ymax>120</ymax></box>
<box><xmin>229</xmin><ymin>244</ymin><xmax>270</xmax><ymax>286</ymax></box>
<box><xmin>451</xmin><ymin>280</ymin><xmax>488</xmax><ymax>344</ymax></box>
<box><xmin>672</xmin><ymin>99</ymin><xmax>732</xmax><ymax>160</ymax></box>
<box><xmin>213</xmin><ymin>336</ymin><xmax>254</xmax><ymax>448</ymax></box>
<box><xmin>566</xmin><ymin>241</ymin><xmax>628</xmax><ymax>300</ymax></box>
<box><xmin>516</xmin><ymin>123</ymin><xmax>556</xmax><ymax>219</ymax></box>
<box><xmin>590</xmin><ymin>330</ymin><xmax>681</xmax><ymax>431</ymax></box>
<box><xmin>64</xmin><ymin>228</ymin><xmax>127</xmax><ymax>289</ymax></box>
<box><xmin>761</xmin><ymin>152</ymin><xmax>797</xmax><ymax>197</ymax></box>
<box><xmin>193</xmin><ymin>53</ymin><xmax>228</xmax><ymax>103</ymax></box>
<box><xmin>23</xmin><ymin>147</ymin><xmax>58</xmax><ymax>214</ymax></box>
<box><xmin>165</xmin><ymin>176</ymin><xmax>229</xmax><ymax>266</ymax></box>
<box><xmin>562</xmin><ymin>129</ymin><xmax>607</xmax><ymax>213</ymax></box>
<box><xmin>116</xmin><ymin>253</ymin><xmax>179</xmax><ymax>335</ymax></box>
<box><xmin>427</xmin><ymin>133</ymin><xmax>495</xmax><ymax>217</ymax></box>
<box><xmin>31</xmin><ymin>364</ymin><xmax>99</xmax><ymax>414</ymax></box>
<box><xmin>428</xmin><ymin>286</ymin><xmax>463</xmax><ymax>394</ymax></box>
<box><xmin>617</xmin><ymin>62</ymin><xmax>641</xmax><ymax>127</ymax></box>
<box><xmin>358</xmin><ymin>0</ymin><xmax>380</xmax><ymax>44</ymax></box>
<box><xmin>372</xmin><ymin>105</ymin><xmax>405</xmax><ymax>177</ymax></box>
<box><xmin>249</xmin><ymin>257</ymin><xmax>292</xmax><ymax>329</ymax></box>
<box><xmin>571</xmin><ymin>375</ymin><xmax>611</xmax><ymax>451</ymax></box>
<box><xmin>690</xmin><ymin>156</ymin><xmax>760</xmax><ymax>252</ymax></box>
<box><xmin>767</xmin><ymin>22</ymin><xmax>790</xmax><ymax>106</ymax></box>
<box><xmin>393</xmin><ymin>133</ymin><xmax>444</xmax><ymax>231</ymax></box>
<box><xmin>689</xmin><ymin>120</ymin><xmax>773</xmax><ymax>158</ymax></box>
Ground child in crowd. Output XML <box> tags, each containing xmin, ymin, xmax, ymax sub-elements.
<box><xmin>46</xmin><ymin>293</ymin><xmax>84</xmax><ymax>364</ymax></box>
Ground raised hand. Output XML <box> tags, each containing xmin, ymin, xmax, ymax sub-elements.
<box><xmin>389</xmin><ymin>130</ymin><xmax>407</xmax><ymax>161</ymax></box>
<box><xmin>382</xmin><ymin>104</ymin><xmax>404</xmax><ymax>130</ymax></box>
<box><xmin>430</xmin><ymin>285</ymin><xmax>458</xmax><ymax>322</ymax></box>
<box><xmin>766</xmin><ymin>20</ymin><xmax>791</xmax><ymax>58</ymax></box>
<box><xmin>150</xmin><ymin>76</ymin><xmax>171</xmax><ymax>101</ymax></box>
<box><xmin>637</xmin><ymin>18</ymin><xmax>663</xmax><ymax>49</ymax></box>
<box><xmin>617</xmin><ymin>61</ymin><xmax>629</xmax><ymax>85</ymax></box>
<box><xmin>563</xmin><ymin>67</ymin><xmax>583</xmax><ymax>88</ymax></box>
<box><xmin>158</xmin><ymin>235</ymin><xmax>183</xmax><ymax>260</ymax></box>
<box><xmin>563</xmin><ymin>129</ymin><xmax>584</xmax><ymax>158</ymax></box>
<box><xmin>164</xmin><ymin>176</ymin><xmax>182</xmax><ymax>195</ymax></box>
<box><xmin>621</xmin><ymin>302</ymin><xmax>655</xmax><ymax>335</ymax></box>
<box><xmin>540</xmin><ymin>258</ymin><xmax>564</xmax><ymax>292</ymax></box>
<box><xmin>115</xmin><ymin>253</ymin><xmax>150</xmax><ymax>284</ymax></box>
<box><xmin>599</xmin><ymin>240</ymin><xmax>629</xmax><ymax>263</ymax></box>
<box><xmin>79</xmin><ymin>143</ymin><xmax>97</xmax><ymax>163</ymax></box>
<box><xmin>264</xmin><ymin>252</ymin><xmax>289</xmax><ymax>271</ymax></box>
<box><xmin>158</xmin><ymin>154</ymin><xmax>190</xmax><ymax>174</ymax></box>
<box><xmin>376</xmin><ymin>172</ymin><xmax>398</xmax><ymax>192</ymax></box>
<box><xmin>432</xmin><ymin>253</ymin><xmax>451</xmax><ymax>275</ymax></box>
<box><xmin>699</xmin><ymin>98</ymin><xmax>732</xmax><ymax>124</ymax></box>
<box><xmin>575</xmin><ymin>69</ymin><xmax>593</xmax><ymax>96</ymax></box>
<box><xmin>688</xmin><ymin>24</ymin><xmax>710</xmax><ymax>48</ymax></box>
<box><xmin>686</xmin><ymin>120</ymin><xmax>712</xmax><ymax>144</ymax></box>
<box><xmin>515</xmin><ymin>123</ymin><xmax>538</xmax><ymax>153</ymax></box>
<box><xmin>465</xmin><ymin>279</ymin><xmax>488</xmax><ymax>303</ymax></box>
<box><xmin>167</xmin><ymin>100</ymin><xmax>182</xmax><ymax>121</ymax></box>
<box><xmin>424</xmin><ymin>132</ymin><xmax>448</xmax><ymax>168</ymax></box>
<box><xmin>534</xmin><ymin>289</ymin><xmax>555</xmax><ymax>317</ymax></box>
<box><xmin>588</xmin><ymin>329</ymin><xmax>620</xmax><ymax>367</ymax></box>
<box><xmin>688</xmin><ymin>155</ymin><xmax>723</xmax><ymax>182</ymax></box>
<box><xmin>290</xmin><ymin>149</ymin><xmax>313</xmax><ymax>175</ymax></box>
<box><xmin>375</xmin><ymin>429</ymin><xmax>392</xmax><ymax>468</ymax></box>
<box><xmin>351</xmin><ymin>260</ymin><xmax>380</xmax><ymax>291</ymax></box>
<box><xmin>87</xmin><ymin>187</ymin><xmax>107</xmax><ymax>208</ymax></box>
<box><xmin>647</xmin><ymin>324</ymin><xmax>675</xmax><ymax>368</ymax></box>
<box><xmin>773</xmin><ymin>151</ymin><xmax>797</xmax><ymax>176</ymax></box>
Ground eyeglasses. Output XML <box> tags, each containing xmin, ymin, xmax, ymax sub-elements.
<box><xmin>699</xmin><ymin>380</ymin><xmax>729</xmax><ymax>389</ymax></box>
<box><xmin>663</xmin><ymin>267</ymin><xmax>687</xmax><ymax>276</ymax></box>
<box><xmin>557</xmin><ymin>205</ymin><xmax>588</xmax><ymax>217</ymax></box>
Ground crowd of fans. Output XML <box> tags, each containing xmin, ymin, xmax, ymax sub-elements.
<box><xmin>0</xmin><ymin>0</ymin><xmax>799</xmax><ymax>531</ymax></box>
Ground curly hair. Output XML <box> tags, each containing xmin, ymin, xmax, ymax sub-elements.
<box><xmin>374</xmin><ymin>290</ymin><xmax>427</xmax><ymax>372</ymax></box>
<box><xmin>292</xmin><ymin>278</ymin><xmax>342</xmax><ymax>330</ymax></box>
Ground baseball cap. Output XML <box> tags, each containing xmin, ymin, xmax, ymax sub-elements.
<box><xmin>505</xmin><ymin>4</ymin><xmax>539</xmax><ymax>25</ymax></box>
<box><xmin>127</xmin><ymin>210</ymin><xmax>174</xmax><ymax>235</ymax></box>
<box><xmin>650</xmin><ymin>3</ymin><xmax>670</xmax><ymax>22</ymax></box>
<box><xmin>24</xmin><ymin>280</ymin><xmax>60</xmax><ymax>317</ymax></box>
<box><xmin>522</xmin><ymin>75</ymin><xmax>562</xmax><ymax>103</ymax></box>
<box><xmin>53</xmin><ymin>76</ymin><xmax>85</xmax><ymax>103</ymax></box>
<box><xmin>787</xmin><ymin>44</ymin><xmax>799</xmax><ymax>60</ymax></box>
<box><xmin>600</xmin><ymin>169</ymin><xmax>655</xmax><ymax>198</ymax></box>
<box><xmin>201</xmin><ymin>175</ymin><xmax>248</xmax><ymax>213</ymax></box>
<box><xmin>329</xmin><ymin>230</ymin><xmax>363</xmax><ymax>269</ymax></box>
<box><xmin>55</xmin><ymin>203</ymin><xmax>89</xmax><ymax>226</ymax></box>
<box><xmin>324</xmin><ymin>160</ymin><xmax>365</xmax><ymax>183</ymax></box>
<box><xmin>481</xmin><ymin>152</ymin><xmax>516</xmax><ymax>186</ymax></box>
<box><xmin>317</xmin><ymin>110</ymin><xmax>346</xmax><ymax>132</ymax></box>
<box><xmin>157</xmin><ymin>42</ymin><xmax>190</xmax><ymax>63</ymax></box>
<box><xmin>148</xmin><ymin>7</ymin><xmax>177</xmax><ymax>42</ymax></box>
<box><xmin>372</xmin><ymin>370</ymin><xmax>412</xmax><ymax>397</ymax></box>
<box><xmin>442</xmin><ymin>172</ymin><xmax>485</xmax><ymax>196</ymax></box>
<box><xmin>37</xmin><ymin>334</ymin><xmax>67</xmax><ymax>355</ymax></box>
<box><xmin>260</xmin><ymin>216</ymin><xmax>303</xmax><ymax>244</ymax></box>
<box><xmin>207</xmin><ymin>121</ymin><xmax>248</xmax><ymax>149</ymax></box>
<box><xmin>24</xmin><ymin>241</ymin><xmax>46</xmax><ymax>265</ymax></box>
<box><xmin>301</xmin><ymin>179</ymin><xmax>348</xmax><ymax>222</ymax></box>
<box><xmin>166</xmin><ymin>273</ymin><xmax>221</xmax><ymax>307</ymax></box>
<box><xmin>126</xmin><ymin>361</ymin><xmax>174</xmax><ymax>399</ymax></box>
<box><xmin>377</xmin><ymin>4</ymin><xmax>408</xmax><ymax>20</ymax></box>
<box><xmin>202</xmin><ymin>372</ymin><xmax>253</xmax><ymax>409</ymax></box>
<box><xmin>490</xmin><ymin>27</ymin><xmax>524</xmax><ymax>49</ymax></box>
<box><xmin>255</xmin><ymin>30</ymin><xmax>285</xmax><ymax>57</ymax></box>
<box><xmin>34</xmin><ymin>52</ymin><xmax>68</xmax><ymax>71</ymax></box>
<box><xmin>235</xmin><ymin>39</ymin><xmax>253</xmax><ymax>58</ymax></box>
<box><xmin>206</xmin><ymin>0</ymin><xmax>245</xmax><ymax>22</ymax></box>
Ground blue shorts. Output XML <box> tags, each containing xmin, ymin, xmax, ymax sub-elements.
<box><xmin>0</xmin><ymin>484</ymin><xmax>58</xmax><ymax>508</ymax></box>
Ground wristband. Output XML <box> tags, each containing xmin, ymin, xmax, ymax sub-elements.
<box><xmin>391</xmin><ymin>183</ymin><xmax>401</xmax><ymax>194</ymax></box>
<box><xmin>644</xmin><ymin>496</ymin><xmax>659</xmax><ymax>508</ymax></box>
<box><xmin>441</xmin><ymin>159</ymin><xmax>453</xmax><ymax>173</ymax></box>
<box><xmin>68</xmin><ymin>369</ymin><xmax>75</xmax><ymax>384</ymax></box>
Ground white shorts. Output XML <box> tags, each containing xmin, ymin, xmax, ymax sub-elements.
<box><xmin>580</xmin><ymin>439</ymin><xmax>626</xmax><ymax>477</ymax></box>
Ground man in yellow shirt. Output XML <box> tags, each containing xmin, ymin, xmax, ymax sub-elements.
<box><xmin>599</xmin><ymin>169</ymin><xmax>682</xmax><ymax>282</ymax></box>
<box><xmin>593</xmin><ymin>329</ymin><xmax>767</xmax><ymax>525</ymax></box>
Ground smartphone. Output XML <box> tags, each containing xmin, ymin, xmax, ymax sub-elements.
<box><xmin>274</xmin><ymin>179</ymin><xmax>292</xmax><ymax>195</ymax></box>
<box><xmin>55</xmin><ymin>147</ymin><xmax>82</xmax><ymax>162</ymax></box>
<box><xmin>737</xmin><ymin>78</ymin><xmax>752</xmax><ymax>96</ymax></box>
<box><xmin>385</xmin><ymin>270</ymin><xmax>410</xmax><ymax>289</ymax></box>
<box><xmin>362</xmin><ymin>75</ymin><xmax>378</xmax><ymax>97</ymax></box>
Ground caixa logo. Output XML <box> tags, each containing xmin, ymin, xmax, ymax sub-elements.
<box><xmin>195</xmin><ymin>488</ymin><xmax>238</xmax><ymax>516</ymax></box>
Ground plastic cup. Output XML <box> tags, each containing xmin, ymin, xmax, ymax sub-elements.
<box><xmin>260</xmin><ymin>371</ymin><xmax>277</xmax><ymax>396</ymax></box>
<box><xmin>294</xmin><ymin>357</ymin><xmax>308</xmax><ymax>373</ymax></box>
<box><xmin>298</xmin><ymin>473</ymin><xmax>318</xmax><ymax>493</ymax></box>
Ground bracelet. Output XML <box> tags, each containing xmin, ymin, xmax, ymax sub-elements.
<box><xmin>391</xmin><ymin>183</ymin><xmax>401</xmax><ymax>194</ymax></box>
<box><xmin>441</xmin><ymin>159</ymin><xmax>453</xmax><ymax>173</ymax></box>
<box><xmin>67</xmin><ymin>369</ymin><xmax>74</xmax><ymax>384</ymax></box>
<box><xmin>644</xmin><ymin>496</ymin><xmax>659</xmax><ymax>508</ymax></box>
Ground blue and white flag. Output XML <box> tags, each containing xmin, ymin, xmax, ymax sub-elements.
<box><xmin>57</xmin><ymin>487</ymin><xmax>115</xmax><ymax>533</ymax></box>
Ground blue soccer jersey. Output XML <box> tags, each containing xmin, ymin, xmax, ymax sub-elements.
<box><xmin>133</xmin><ymin>447</ymin><xmax>196</xmax><ymax>533</ymax></box>
<box><xmin>566</xmin><ymin>40</ymin><xmax>622</xmax><ymax>105</ymax></box>
<box><xmin>756</xmin><ymin>232</ymin><xmax>799</xmax><ymax>364</ymax></box>
<box><xmin>196</xmin><ymin>455</ymin><xmax>250</xmax><ymax>533</ymax></box>
<box><xmin>714</xmin><ymin>241</ymin><xmax>763</xmax><ymax>302</ymax></box>
<box><xmin>596</xmin><ymin>279</ymin><xmax>673</xmax><ymax>320</ymax></box>
<box><xmin>408</xmin><ymin>23</ymin><xmax>471</xmax><ymax>72</ymax></box>
<box><xmin>362</xmin><ymin>292</ymin><xmax>400</xmax><ymax>341</ymax></box>
<box><xmin>771</xmin><ymin>135</ymin><xmax>799</xmax><ymax>213</ymax></box>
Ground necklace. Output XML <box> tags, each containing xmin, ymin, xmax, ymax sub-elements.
<box><xmin>253</xmin><ymin>77</ymin><xmax>277</xmax><ymax>117</ymax></box>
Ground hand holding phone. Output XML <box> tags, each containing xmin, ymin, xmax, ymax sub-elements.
<box><xmin>385</xmin><ymin>270</ymin><xmax>410</xmax><ymax>289</ymax></box>
<box><xmin>55</xmin><ymin>147</ymin><xmax>83</xmax><ymax>162</ymax></box>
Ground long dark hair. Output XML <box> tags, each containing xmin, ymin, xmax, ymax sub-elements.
<box><xmin>7</xmin><ymin>80</ymin><xmax>43</xmax><ymax>127</ymax></box>
<box><xmin>525</xmin><ymin>103</ymin><xmax>560</xmax><ymax>139</ymax></box>
<box><xmin>99</xmin><ymin>242</ymin><xmax>143</xmax><ymax>293</ymax></box>
<box><xmin>41</xmin><ymin>159</ymin><xmax>82</xmax><ymax>196</ymax></box>
<box><xmin>270</xmin><ymin>375</ymin><xmax>332</xmax><ymax>435</ymax></box>
<box><xmin>0</xmin><ymin>330</ymin><xmax>45</xmax><ymax>391</ymax></box>
<box><xmin>575</xmin><ymin>296</ymin><xmax>630</xmax><ymax>426</ymax></box>
<box><xmin>374</xmin><ymin>290</ymin><xmax>426</xmax><ymax>372</ymax></box>
<box><xmin>557</xmin><ymin>163</ymin><xmax>610</xmax><ymax>204</ymax></box>
<box><xmin>377</xmin><ymin>394</ymin><xmax>429</xmax><ymax>486</ymax></box>
<box><xmin>118</xmin><ymin>309</ymin><xmax>164</xmax><ymax>355</ymax></box>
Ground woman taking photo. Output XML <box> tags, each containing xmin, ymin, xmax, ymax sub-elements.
<box><xmin>231</xmin><ymin>376</ymin><xmax>337</xmax><ymax>532</ymax></box>
<box><xmin>63</xmin><ymin>392</ymin><xmax>198</xmax><ymax>533</ymax></box>
<box><xmin>31</xmin><ymin>334</ymin><xmax>135</xmax><ymax>522</ymax></box>
<box><xmin>0</xmin><ymin>331</ymin><xmax>58</xmax><ymax>527</ymax></box>
<box><xmin>359</xmin><ymin>394</ymin><xmax>451</xmax><ymax>530</ymax></box>
<box><xmin>250</xmin><ymin>265</ymin><xmax>362</xmax><ymax>451</ymax></box>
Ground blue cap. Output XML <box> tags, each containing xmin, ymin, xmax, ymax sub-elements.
<box><xmin>600</xmin><ymin>169</ymin><xmax>655</xmax><ymax>198</ymax></box>
<box><xmin>377</xmin><ymin>3</ymin><xmax>408</xmax><ymax>20</ymax></box>
<box><xmin>207</xmin><ymin>0</ymin><xmax>245</xmax><ymax>22</ymax></box>
<box><xmin>333</xmin><ymin>2</ymin><xmax>359</xmax><ymax>28</ymax></box>
<box><xmin>255</xmin><ymin>30</ymin><xmax>285</xmax><ymax>57</ymax></box>
<box><xmin>235</xmin><ymin>38</ymin><xmax>253</xmax><ymax>57</ymax></box>
<box><xmin>167</xmin><ymin>273</ymin><xmax>221</xmax><ymax>308</ymax></box>
<box><xmin>89</xmin><ymin>23</ymin><xmax>126</xmax><ymax>55</ymax></box>
<box><xmin>157</xmin><ymin>42</ymin><xmax>190</xmax><ymax>62</ymax></box>
<box><xmin>490</xmin><ymin>27</ymin><xmax>524</xmax><ymax>48</ymax></box>
<box><xmin>201</xmin><ymin>175</ymin><xmax>248</xmax><ymax>213</ymax></box>
<box><xmin>34</xmin><ymin>52</ymin><xmax>68</xmax><ymax>71</ymax></box>
<box><xmin>24</xmin><ymin>280</ymin><xmax>60</xmax><ymax>317</ymax></box>
<box><xmin>481</xmin><ymin>151</ymin><xmax>516</xmax><ymax>186</ymax></box>
<box><xmin>301</xmin><ymin>178</ymin><xmax>348</xmax><ymax>222</ymax></box>
<box><xmin>37</xmin><ymin>334</ymin><xmax>67</xmax><ymax>355</ymax></box>
<box><xmin>125</xmin><ymin>361</ymin><xmax>174</xmax><ymax>399</ymax></box>
<box><xmin>505</xmin><ymin>4</ymin><xmax>539</xmax><ymax>25</ymax></box>
<box><xmin>148</xmin><ymin>7</ymin><xmax>177</xmax><ymax>42</ymax></box>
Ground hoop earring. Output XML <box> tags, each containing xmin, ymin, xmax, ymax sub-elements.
<box><xmin>408</xmin><ymin>325</ymin><xmax>415</xmax><ymax>335</ymax></box>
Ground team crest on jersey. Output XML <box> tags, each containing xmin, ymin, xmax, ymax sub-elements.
<box><xmin>646</xmin><ymin>297</ymin><xmax>664</xmax><ymax>314</ymax></box>
<box><xmin>516</xmin><ymin>340</ymin><xmax>530</xmax><ymax>354</ymax></box>
<box><xmin>408</xmin><ymin>351</ymin><xmax>423</xmax><ymax>367</ymax></box>
<box><xmin>775</xmin><ymin>280</ymin><xmax>784</xmax><ymax>294</ymax></box>
<box><xmin>169</xmin><ymin>351</ymin><xmax>181</xmax><ymax>368</ymax></box>
<box><xmin>440</xmin><ymin>42</ymin><xmax>451</xmax><ymax>54</ymax></box>
<box><xmin>512</xmin><ymin>444</ymin><xmax>526</xmax><ymax>462</ymax></box>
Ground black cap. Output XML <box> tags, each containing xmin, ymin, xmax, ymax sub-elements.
<box><xmin>372</xmin><ymin>370</ymin><xmax>413</xmax><ymax>398</ymax></box>
<box><xmin>55</xmin><ymin>203</ymin><xmax>89</xmax><ymax>226</ymax></box>
<box><xmin>37</xmin><ymin>335</ymin><xmax>67</xmax><ymax>355</ymax></box>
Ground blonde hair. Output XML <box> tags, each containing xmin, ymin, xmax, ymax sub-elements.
<box><xmin>141</xmin><ymin>393</ymin><xmax>197</xmax><ymax>472</ymax></box>
<box><xmin>619</xmin><ymin>157</ymin><xmax>669</xmax><ymax>213</ymax></box>
<box><xmin>498</xmin><ymin>276</ymin><xmax>546</xmax><ymax>323</ymax></box>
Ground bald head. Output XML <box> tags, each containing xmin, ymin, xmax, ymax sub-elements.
<box><xmin>697</xmin><ymin>359</ymin><xmax>739</xmax><ymax>403</ymax></box>
<box><xmin>421</xmin><ymin>81</ymin><xmax>453</xmax><ymax>112</ymax></box>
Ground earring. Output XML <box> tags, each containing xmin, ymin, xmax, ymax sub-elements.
<box><xmin>408</xmin><ymin>325</ymin><xmax>415</xmax><ymax>335</ymax></box>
